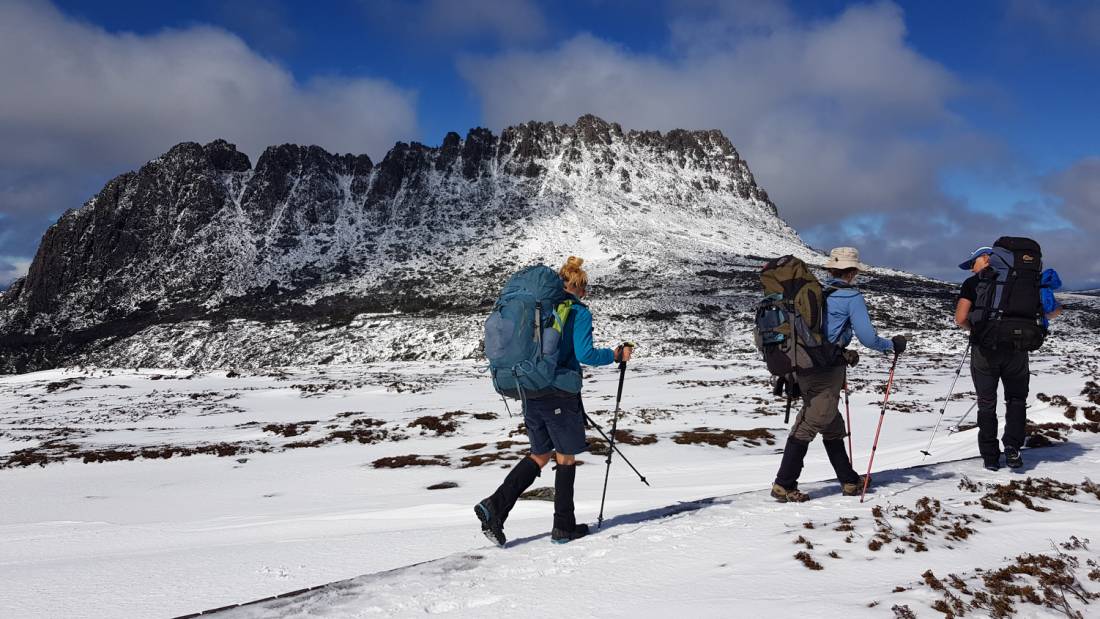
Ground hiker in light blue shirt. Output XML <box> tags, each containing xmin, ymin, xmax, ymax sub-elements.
<box><xmin>824</xmin><ymin>279</ymin><xmax>895</xmax><ymax>353</ymax></box>
<box><xmin>772</xmin><ymin>247</ymin><xmax>906</xmax><ymax>503</ymax></box>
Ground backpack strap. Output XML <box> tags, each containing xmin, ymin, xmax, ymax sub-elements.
<box><xmin>822</xmin><ymin>283</ymin><xmax>851</xmax><ymax>345</ymax></box>
<box><xmin>552</xmin><ymin>300</ymin><xmax>575</xmax><ymax>334</ymax></box>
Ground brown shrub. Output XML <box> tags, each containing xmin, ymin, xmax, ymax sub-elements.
<box><xmin>672</xmin><ymin>427</ymin><xmax>776</xmax><ymax>448</ymax></box>
<box><xmin>794</xmin><ymin>551</ymin><xmax>823</xmax><ymax>570</ymax></box>
<box><xmin>408</xmin><ymin>416</ymin><xmax>458</xmax><ymax>435</ymax></box>
<box><xmin>372</xmin><ymin>454</ymin><xmax>449</xmax><ymax>468</ymax></box>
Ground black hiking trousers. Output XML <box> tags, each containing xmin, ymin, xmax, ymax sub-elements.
<box><xmin>971</xmin><ymin>346</ymin><xmax>1029</xmax><ymax>462</ymax></box>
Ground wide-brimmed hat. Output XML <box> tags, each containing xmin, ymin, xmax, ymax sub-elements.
<box><xmin>825</xmin><ymin>247</ymin><xmax>869</xmax><ymax>271</ymax></box>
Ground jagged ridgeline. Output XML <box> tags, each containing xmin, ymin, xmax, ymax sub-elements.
<box><xmin>0</xmin><ymin>115</ymin><xmax>955</xmax><ymax>372</ymax></box>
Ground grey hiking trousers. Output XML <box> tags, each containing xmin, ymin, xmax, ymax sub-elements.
<box><xmin>790</xmin><ymin>364</ymin><xmax>847</xmax><ymax>443</ymax></box>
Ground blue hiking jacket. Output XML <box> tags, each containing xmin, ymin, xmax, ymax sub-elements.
<box><xmin>559</xmin><ymin>296</ymin><xmax>615</xmax><ymax>374</ymax></box>
<box><xmin>823</xmin><ymin>278</ymin><xmax>894</xmax><ymax>353</ymax></box>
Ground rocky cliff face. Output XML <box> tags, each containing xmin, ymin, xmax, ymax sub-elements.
<box><xmin>12</xmin><ymin>115</ymin><xmax>1092</xmax><ymax>373</ymax></box>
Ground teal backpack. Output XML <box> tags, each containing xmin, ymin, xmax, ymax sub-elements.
<box><xmin>485</xmin><ymin>265</ymin><xmax>581</xmax><ymax>401</ymax></box>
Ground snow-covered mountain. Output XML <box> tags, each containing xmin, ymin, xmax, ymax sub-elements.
<box><xmin>0</xmin><ymin>115</ymin><xmax>1096</xmax><ymax>372</ymax></box>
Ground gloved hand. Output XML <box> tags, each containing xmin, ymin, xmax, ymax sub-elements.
<box><xmin>614</xmin><ymin>341</ymin><xmax>635</xmax><ymax>363</ymax></box>
<box><xmin>773</xmin><ymin>375</ymin><xmax>801</xmax><ymax>399</ymax></box>
<box><xmin>891</xmin><ymin>335</ymin><xmax>908</xmax><ymax>356</ymax></box>
<box><xmin>842</xmin><ymin>349</ymin><xmax>860</xmax><ymax>367</ymax></box>
<box><xmin>772</xmin><ymin>376</ymin><xmax>786</xmax><ymax>397</ymax></box>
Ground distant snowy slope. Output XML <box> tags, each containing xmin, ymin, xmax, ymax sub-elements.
<box><xmin>2</xmin><ymin>115</ymin><xmax>1098</xmax><ymax>372</ymax></box>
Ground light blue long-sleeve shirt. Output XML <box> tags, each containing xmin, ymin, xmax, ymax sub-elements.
<box><xmin>824</xmin><ymin>278</ymin><xmax>894</xmax><ymax>353</ymax></box>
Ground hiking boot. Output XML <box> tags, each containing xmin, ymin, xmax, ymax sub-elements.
<box><xmin>475</xmin><ymin>500</ymin><xmax>506</xmax><ymax>547</ymax></box>
<box><xmin>841</xmin><ymin>475</ymin><xmax>871</xmax><ymax>497</ymax></box>
<box><xmin>551</xmin><ymin>523</ymin><xmax>590</xmax><ymax>544</ymax></box>
<box><xmin>771</xmin><ymin>483</ymin><xmax>809</xmax><ymax>503</ymax></box>
<box><xmin>983</xmin><ymin>458</ymin><xmax>1001</xmax><ymax>472</ymax></box>
<box><xmin>475</xmin><ymin>457</ymin><xmax>542</xmax><ymax>548</ymax></box>
<box><xmin>1004</xmin><ymin>447</ymin><xmax>1023</xmax><ymax>469</ymax></box>
<box><xmin>824</xmin><ymin>439</ymin><xmax>860</xmax><ymax>490</ymax></box>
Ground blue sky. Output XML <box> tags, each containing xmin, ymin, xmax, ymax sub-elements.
<box><xmin>2</xmin><ymin>0</ymin><xmax>1098</xmax><ymax>288</ymax></box>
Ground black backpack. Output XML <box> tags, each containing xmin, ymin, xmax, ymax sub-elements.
<box><xmin>969</xmin><ymin>236</ymin><xmax>1046</xmax><ymax>351</ymax></box>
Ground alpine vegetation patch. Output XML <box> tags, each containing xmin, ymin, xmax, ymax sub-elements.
<box><xmin>900</xmin><ymin>545</ymin><xmax>1100</xmax><ymax>618</ymax></box>
<box><xmin>371</xmin><ymin>454</ymin><xmax>450</xmax><ymax>468</ymax></box>
<box><xmin>966</xmin><ymin>478</ymin><xmax>1100</xmax><ymax>513</ymax></box>
<box><xmin>861</xmin><ymin>498</ymin><xmax>990</xmax><ymax>553</ymax></box>
<box><xmin>672</xmin><ymin>427</ymin><xmax>777</xmax><ymax>448</ymax></box>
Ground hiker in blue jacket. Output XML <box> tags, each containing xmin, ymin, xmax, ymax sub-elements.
<box><xmin>477</xmin><ymin>256</ymin><xmax>632</xmax><ymax>545</ymax></box>
<box><xmin>772</xmin><ymin>247</ymin><xmax>906</xmax><ymax>503</ymax></box>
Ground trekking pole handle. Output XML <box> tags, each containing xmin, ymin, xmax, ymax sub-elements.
<box><xmin>614</xmin><ymin>341</ymin><xmax>635</xmax><ymax>366</ymax></box>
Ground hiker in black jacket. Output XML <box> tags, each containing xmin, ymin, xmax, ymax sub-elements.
<box><xmin>955</xmin><ymin>246</ymin><xmax>1062</xmax><ymax>470</ymax></box>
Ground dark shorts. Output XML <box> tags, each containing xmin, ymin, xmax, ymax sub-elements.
<box><xmin>524</xmin><ymin>395</ymin><xmax>588</xmax><ymax>456</ymax></box>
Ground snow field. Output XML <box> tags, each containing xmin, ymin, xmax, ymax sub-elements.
<box><xmin>1</xmin><ymin>352</ymin><xmax>1098</xmax><ymax>617</ymax></box>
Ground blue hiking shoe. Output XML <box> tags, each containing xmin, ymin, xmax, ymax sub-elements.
<box><xmin>475</xmin><ymin>500</ymin><xmax>506</xmax><ymax>547</ymax></box>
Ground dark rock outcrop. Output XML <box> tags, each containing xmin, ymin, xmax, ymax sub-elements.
<box><xmin>0</xmin><ymin>116</ymin><xmax>801</xmax><ymax>372</ymax></box>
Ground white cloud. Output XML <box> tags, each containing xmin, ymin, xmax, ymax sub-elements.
<box><xmin>1044</xmin><ymin>157</ymin><xmax>1100</xmax><ymax>235</ymax></box>
<box><xmin>0</xmin><ymin>0</ymin><xmax>418</xmax><ymax>271</ymax></box>
<box><xmin>459</xmin><ymin>2</ymin><xmax>967</xmax><ymax>231</ymax></box>
<box><xmin>459</xmin><ymin>2</ymin><xmax>1092</xmax><ymax>283</ymax></box>
<box><xmin>0</xmin><ymin>255</ymin><xmax>33</xmax><ymax>287</ymax></box>
<box><xmin>1038</xmin><ymin>157</ymin><xmax>1100</xmax><ymax>287</ymax></box>
<box><xmin>0</xmin><ymin>0</ymin><xmax>417</xmax><ymax>166</ymax></box>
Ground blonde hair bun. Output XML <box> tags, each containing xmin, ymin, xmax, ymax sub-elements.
<box><xmin>559</xmin><ymin>256</ymin><xmax>588</xmax><ymax>291</ymax></box>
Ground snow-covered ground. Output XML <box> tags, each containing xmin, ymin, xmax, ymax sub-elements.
<box><xmin>3</xmin><ymin>351</ymin><xmax>1099</xmax><ymax>618</ymax></box>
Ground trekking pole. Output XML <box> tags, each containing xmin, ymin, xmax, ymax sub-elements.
<box><xmin>920</xmin><ymin>344</ymin><xmax>971</xmax><ymax>460</ymax></box>
<box><xmin>861</xmin><ymin>352</ymin><xmax>900</xmax><ymax>503</ymax></box>
<box><xmin>597</xmin><ymin>358</ymin><xmax>632</xmax><ymax>530</ymax></box>
<box><xmin>580</xmin><ymin>413</ymin><xmax>646</xmax><ymax>485</ymax></box>
<box><xmin>946</xmin><ymin>400</ymin><xmax>979</xmax><ymax>436</ymax></box>
<box><xmin>844</xmin><ymin>382</ymin><xmax>853</xmax><ymax>467</ymax></box>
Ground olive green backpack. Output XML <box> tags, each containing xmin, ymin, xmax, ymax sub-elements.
<box><xmin>753</xmin><ymin>255</ymin><xmax>842</xmax><ymax>419</ymax></box>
